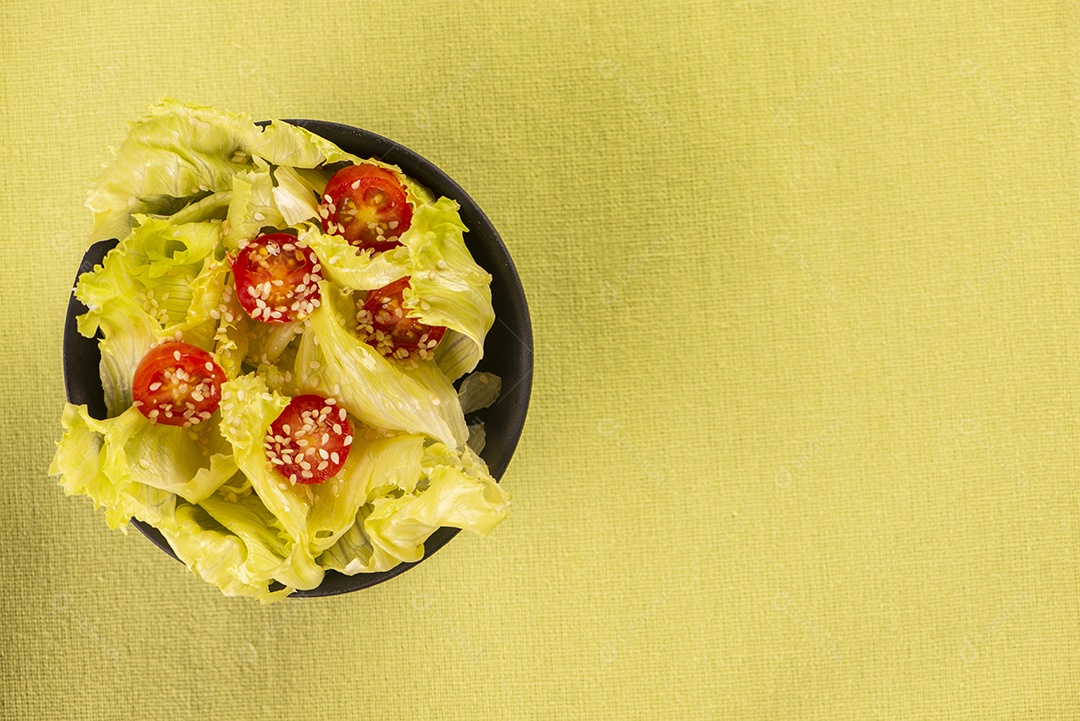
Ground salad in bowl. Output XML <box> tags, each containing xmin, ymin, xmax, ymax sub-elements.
<box><xmin>51</xmin><ymin>100</ymin><xmax>518</xmax><ymax>603</ymax></box>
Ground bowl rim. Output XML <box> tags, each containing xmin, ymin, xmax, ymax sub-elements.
<box><xmin>62</xmin><ymin>118</ymin><xmax>532</xmax><ymax>598</ymax></box>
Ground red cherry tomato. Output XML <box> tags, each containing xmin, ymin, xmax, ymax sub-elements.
<box><xmin>132</xmin><ymin>342</ymin><xmax>226</xmax><ymax>427</ymax></box>
<box><xmin>320</xmin><ymin>164</ymin><xmax>412</xmax><ymax>253</ymax></box>
<box><xmin>232</xmin><ymin>233</ymin><xmax>322</xmax><ymax>323</ymax></box>
<box><xmin>356</xmin><ymin>277</ymin><xmax>446</xmax><ymax>362</ymax></box>
<box><xmin>263</xmin><ymin>395</ymin><xmax>353</xmax><ymax>484</ymax></box>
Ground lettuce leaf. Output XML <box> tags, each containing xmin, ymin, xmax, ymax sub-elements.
<box><xmin>158</xmin><ymin>502</ymin><xmax>293</xmax><ymax>603</ymax></box>
<box><xmin>87</xmin><ymin>99</ymin><xmax>257</xmax><ymax>244</ymax></box>
<box><xmin>74</xmin><ymin>215</ymin><xmax>223</xmax><ymax>414</ymax></box>
<box><xmin>300</xmin><ymin>224</ymin><xmax>411</xmax><ymax>292</ymax></box>
<box><xmin>321</xmin><ymin>437</ymin><xmax>509</xmax><ymax>570</ymax></box>
<box><xmin>223</xmin><ymin>168</ymin><xmax>284</xmax><ymax>251</ymax></box>
<box><xmin>298</xmin><ymin>282</ymin><xmax>468</xmax><ymax>447</ymax></box>
<box><xmin>399</xmin><ymin>198</ymin><xmax>494</xmax><ymax>380</ymax></box>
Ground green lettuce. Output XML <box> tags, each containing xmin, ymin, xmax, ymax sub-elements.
<box><xmin>158</xmin><ymin>502</ymin><xmax>293</xmax><ymax>603</ymax></box>
<box><xmin>223</xmin><ymin>166</ymin><xmax>284</xmax><ymax>251</ymax></box>
<box><xmin>297</xmin><ymin>282</ymin><xmax>468</xmax><ymax>447</ymax></box>
<box><xmin>87</xmin><ymin>100</ymin><xmax>257</xmax><ymax>244</ymax></box>
<box><xmin>75</xmin><ymin>215</ymin><xmax>223</xmax><ymax>414</ymax></box>
<box><xmin>321</xmin><ymin>436</ymin><xmax>509</xmax><ymax>570</ymax></box>
<box><xmin>302</xmin><ymin>198</ymin><xmax>495</xmax><ymax>381</ymax></box>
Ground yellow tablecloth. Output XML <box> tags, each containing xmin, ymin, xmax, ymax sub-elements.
<box><xmin>3</xmin><ymin>1</ymin><xmax>1078</xmax><ymax>718</ymax></box>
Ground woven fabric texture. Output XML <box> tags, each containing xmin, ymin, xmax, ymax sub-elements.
<box><xmin>2</xmin><ymin>1</ymin><xmax>1078</xmax><ymax>718</ymax></box>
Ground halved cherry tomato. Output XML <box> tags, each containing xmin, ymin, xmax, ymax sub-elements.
<box><xmin>263</xmin><ymin>394</ymin><xmax>353</xmax><ymax>484</ymax></box>
<box><xmin>132</xmin><ymin>342</ymin><xmax>226</xmax><ymax>427</ymax></box>
<box><xmin>320</xmin><ymin>164</ymin><xmax>412</xmax><ymax>253</ymax></box>
<box><xmin>232</xmin><ymin>233</ymin><xmax>322</xmax><ymax>324</ymax></box>
<box><xmin>355</xmin><ymin>277</ymin><xmax>446</xmax><ymax>362</ymax></box>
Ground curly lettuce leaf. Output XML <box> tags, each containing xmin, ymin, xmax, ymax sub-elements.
<box><xmin>400</xmin><ymin>198</ymin><xmax>494</xmax><ymax>380</ymax></box>
<box><xmin>298</xmin><ymin>282</ymin><xmax>468</xmax><ymax>447</ymax></box>
<box><xmin>158</xmin><ymin>502</ymin><xmax>293</xmax><ymax>603</ymax></box>
<box><xmin>300</xmin><ymin>224</ymin><xmax>411</xmax><ymax>292</ymax></box>
<box><xmin>75</xmin><ymin>216</ymin><xmax>224</xmax><ymax>414</ymax></box>
<box><xmin>74</xmin><ymin>248</ymin><xmax>158</xmax><ymax>417</ymax></box>
<box><xmin>223</xmin><ymin>167</ymin><xmax>284</xmax><ymax>251</ymax></box>
<box><xmin>246</xmin><ymin>120</ymin><xmax>364</xmax><ymax>168</ymax></box>
<box><xmin>271</xmin><ymin>166</ymin><xmax>322</xmax><ymax>226</ymax></box>
<box><xmin>366</xmin><ymin>443</ymin><xmax>507</xmax><ymax>562</ymax></box>
<box><xmin>87</xmin><ymin>99</ymin><xmax>257</xmax><ymax>243</ymax></box>
<box><xmin>321</xmin><ymin>437</ymin><xmax>509</xmax><ymax>570</ymax></box>
<box><xmin>50</xmin><ymin>404</ymin><xmax>216</xmax><ymax>530</ymax></box>
<box><xmin>317</xmin><ymin>504</ymin><xmax>401</xmax><ymax>574</ymax></box>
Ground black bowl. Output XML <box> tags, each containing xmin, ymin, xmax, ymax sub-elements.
<box><xmin>63</xmin><ymin>119</ymin><xmax>532</xmax><ymax>597</ymax></box>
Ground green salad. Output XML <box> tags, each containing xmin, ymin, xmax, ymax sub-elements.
<box><xmin>50</xmin><ymin>100</ymin><xmax>510</xmax><ymax>602</ymax></box>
